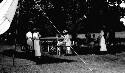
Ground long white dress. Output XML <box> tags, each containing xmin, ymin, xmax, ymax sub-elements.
<box><xmin>33</xmin><ymin>32</ymin><xmax>41</xmax><ymax>56</ymax></box>
<box><xmin>100</xmin><ymin>35</ymin><xmax>107</xmax><ymax>51</ymax></box>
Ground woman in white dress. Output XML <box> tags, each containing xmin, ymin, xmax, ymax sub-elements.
<box><xmin>33</xmin><ymin>31</ymin><xmax>41</xmax><ymax>58</ymax></box>
<box><xmin>99</xmin><ymin>30</ymin><xmax>107</xmax><ymax>54</ymax></box>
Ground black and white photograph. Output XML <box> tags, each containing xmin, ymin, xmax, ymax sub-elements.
<box><xmin>1</xmin><ymin>0</ymin><xmax>125</xmax><ymax>73</ymax></box>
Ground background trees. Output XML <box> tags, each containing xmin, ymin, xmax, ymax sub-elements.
<box><xmin>0</xmin><ymin>0</ymin><xmax>125</xmax><ymax>45</ymax></box>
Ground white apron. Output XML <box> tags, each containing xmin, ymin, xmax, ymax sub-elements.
<box><xmin>33</xmin><ymin>32</ymin><xmax>41</xmax><ymax>56</ymax></box>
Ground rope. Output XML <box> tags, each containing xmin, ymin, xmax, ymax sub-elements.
<box><xmin>40</xmin><ymin>7</ymin><xmax>93</xmax><ymax>72</ymax></box>
<box><xmin>40</xmin><ymin>8</ymin><xmax>61</xmax><ymax>34</ymax></box>
<box><xmin>69</xmin><ymin>46</ymin><xmax>93</xmax><ymax>71</ymax></box>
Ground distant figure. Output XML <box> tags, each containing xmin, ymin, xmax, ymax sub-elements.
<box><xmin>56</xmin><ymin>34</ymin><xmax>64</xmax><ymax>56</ymax></box>
<box><xmin>56</xmin><ymin>30</ymin><xmax>72</xmax><ymax>55</ymax></box>
<box><xmin>63</xmin><ymin>30</ymin><xmax>72</xmax><ymax>55</ymax></box>
<box><xmin>109</xmin><ymin>29</ymin><xmax>115</xmax><ymax>46</ymax></box>
<box><xmin>99</xmin><ymin>30</ymin><xmax>107</xmax><ymax>52</ymax></box>
<box><xmin>26</xmin><ymin>31</ymin><xmax>33</xmax><ymax>51</ymax></box>
<box><xmin>91</xmin><ymin>34</ymin><xmax>96</xmax><ymax>47</ymax></box>
<box><xmin>33</xmin><ymin>29</ymin><xmax>41</xmax><ymax>58</ymax></box>
<box><xmin>85</xmin><ymin>32</ymin><xmax>91</xmax><ymax>44</ymax></box>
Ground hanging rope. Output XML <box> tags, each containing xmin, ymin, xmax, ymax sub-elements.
<box><xmin>40</xmin><ymin>8</ymin><xmax>61</xmax><ymax>34</ymax></box>
<box><xmin>70</xmin><ymin>46</ymin><xmax>93</xmax><ymax>71</ymax></box>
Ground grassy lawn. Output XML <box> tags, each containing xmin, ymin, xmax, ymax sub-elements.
<box><xmin>0</xmin><ymin>45</ymin><xmax>125</xmax><ymax>73</ymax></box>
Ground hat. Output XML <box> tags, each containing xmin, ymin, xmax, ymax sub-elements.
<box><xmin>33</xmin><ymin>28</ymin><xmax>37</xmax><ymax>32</ymax></box>
<box><xmin>63</xmin><ymin>30</ymin><xmax>68</xmax><ymax>33</ymax></box>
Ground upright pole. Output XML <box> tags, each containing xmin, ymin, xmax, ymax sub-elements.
<box><xmin>13</xmin><ymin>24</ymin><xmax>17</xmax><ymax>67</ymax></box>
<box><xmin>12</xmin><ymin>0</ymin><xmax>20</xmax><ymax>66</ymax></box>
<box><xmin>13</xmin><ymin>12</ymin><xmax>19</xmax><ymax>67</ymax></box>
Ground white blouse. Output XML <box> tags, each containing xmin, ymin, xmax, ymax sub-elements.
<box><xmin>33</xmin><ymin>32</ymin><xmax>40</xmax><ymax>40</ymax></box>
<box><xmin>26</xmin><ymin>31</ymin><xmax>32</xmax><ymax>38</ymax></box>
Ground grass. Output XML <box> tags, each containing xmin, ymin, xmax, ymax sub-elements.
<box><xmin>1</xmin><ymin>45</ymin><xmax>125</xmax><ymax>73</ymax></box>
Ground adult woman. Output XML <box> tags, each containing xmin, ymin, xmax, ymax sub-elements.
<box><xmin>33</xmin><ymin>28</ymin><xmax>41</xmax><ymax>58</ymax></box>
<box><xmin>99</xmin><ymin>30</ymin><xmax>107</xmax><ymax>54</ymax></box>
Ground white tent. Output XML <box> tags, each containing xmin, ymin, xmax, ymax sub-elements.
<box><xmin>0</xmin><ymin>0</ymin><xmax>19</xmax><ymax>66</ymax></box>
<box><xmin>0</xmin><ymin>0</ymin><xmax>18</xmax><ymax>35</ymax></box>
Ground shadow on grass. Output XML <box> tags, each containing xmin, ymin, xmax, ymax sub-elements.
<box><xmin>94</xmin><ymin>54</ymin><xmax>125</xmax><ymax>66</ymax></box>
<box><xmin>0</xmin><ymin>49</ymin><xmax>76</xmax><ymax>64</ymax></box>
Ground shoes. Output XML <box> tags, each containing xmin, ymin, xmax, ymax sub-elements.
<box><xmin>92</xmin><ymin>54</ymin><xmax>95</xmax><ymax>55</ymax></box>
<box><xmin>64</xmin><ymin>54</ymin><xmax>72</xmax><ymax>56</ymax></box>
<box><xmin>35</xmin><ymin>56</ymin><xmax>42</xmax><ymax>64</ymax></box>
<box><xmin>36</xmin><ymin>56</ymin><xmax>41</xmax><ymax>59</ymax></box>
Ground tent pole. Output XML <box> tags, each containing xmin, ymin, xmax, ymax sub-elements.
<box><xmin>12</xmin><ymin>1</ymin><xmax>20</xmax><ymax>66</ymax></box>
